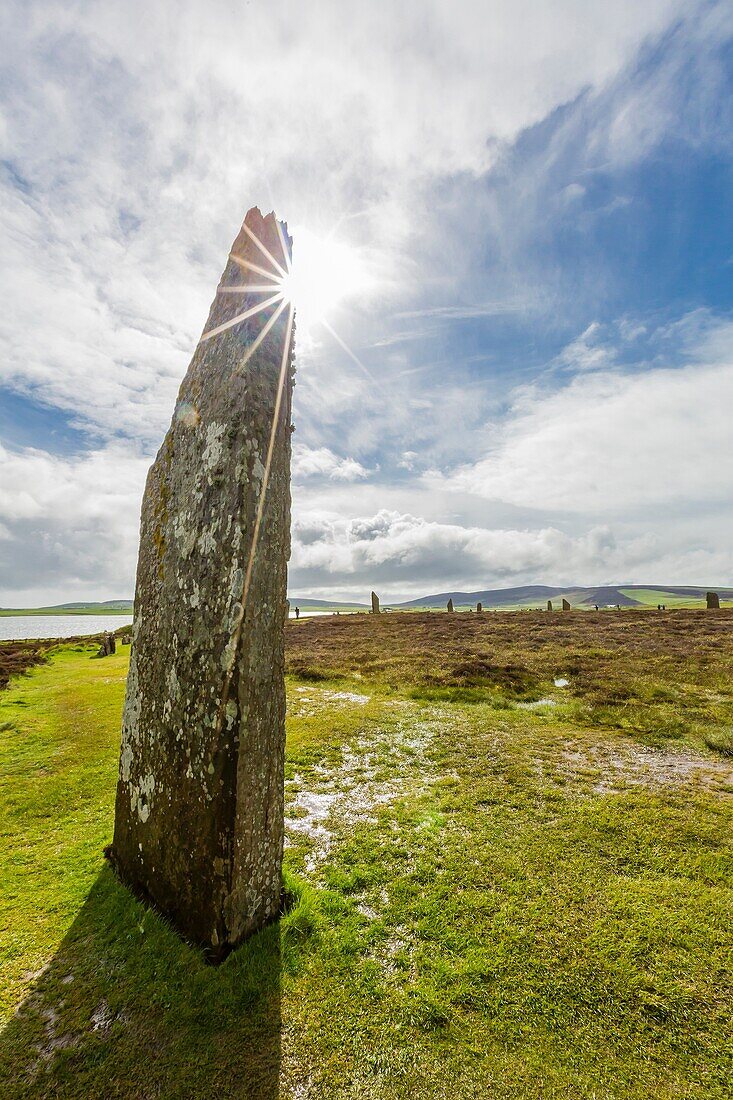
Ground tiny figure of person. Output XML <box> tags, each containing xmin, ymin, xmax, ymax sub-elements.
<box><xmin>295</xmin><ymin>606</ymin><xmax>300</xmax><ymax>619</ymax></box>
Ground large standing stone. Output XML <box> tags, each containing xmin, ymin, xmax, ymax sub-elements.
<box><xmin>547</xmin><ymin>600</ymin><xmax>553</xmax><ymax>612</ymax></box>
<box><xmin>562</xmin><ymin>599</ymin><xmax>571</xmax><ymax>611</ymax></box>
<box><xmin>706</xmin><ymin>591</ymin><xmax>720</xmax><ymax>609</ymax></box>
<box><xmin>108</xmin><ymin>208</ymin><xmax>295</xmax><ymax>959</ymax></box>
<box><xmin>371</xmin><ymin>591</ymin><xmax>380</xmax><ymax>614</ymax></box>
<box><xmin>447</xmin><ymin>599</ymin><xmax>454</xmax><ymax>613</ymax></box>
<box><xmin>476</xmin><ymin>602</ymin><xmax>482</xmax><ymax>613</ymax></box>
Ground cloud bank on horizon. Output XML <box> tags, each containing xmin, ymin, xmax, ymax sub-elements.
<box><xmin>2</xmin><ymin>0</ymin><xmax>733</xmax><ymax>605</ymax></box>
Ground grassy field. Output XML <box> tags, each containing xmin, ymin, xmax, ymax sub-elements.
<box><xmin>617</xmin><ymin>589</ymin><xmax>730</xmax><ymax>609</ymax></box>
<box><xmin>1</xmin><ymin>612</ymin><xmax>732</xmax><ymax>1098</ymax></box>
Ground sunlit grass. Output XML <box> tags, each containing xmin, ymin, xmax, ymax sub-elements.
<box><xmin>1</xmin><ymin>616</ymin><xmax>732</xmax><ymax>1098</ymax></box>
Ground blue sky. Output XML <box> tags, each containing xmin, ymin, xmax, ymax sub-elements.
<box><xmin>1</xmin><ymin>0</ymin><xmax>733</xmax><ymax>604</ymax></box>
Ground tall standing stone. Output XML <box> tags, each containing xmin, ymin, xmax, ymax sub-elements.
<box><xmin>562</xmin><ymin>598</ymin><xmax>571</xmax><ymax>611</ymax></box>
<box><xmin>706</xmin><ymin>591</ymin><xmax>720</xmax><ymax>609</ymax></box>
<box><xmin>109</xmin><ymin>208</ymin><xmax>295</xmax><ymax>959</ymax></box>
<box><xmin>371</xmin><ymin>591</ymin><xmax>380</xmax><ymax>614</ymax></box>
<box><xmin>447</xmin><ymin>599</ymin><xmax>454</xmax><ymax>613</ymax></box>
<box><xmin>476</xmin><ymin>602</ymin><xmax>482</xmax><ymax>613</ymax></box>
<box><xmin>547</xmin><ymin>600</ymin><xmax>553</xmax><ymax>612</ymax></box>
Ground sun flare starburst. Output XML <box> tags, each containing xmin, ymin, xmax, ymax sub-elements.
<box><xmin>200</xmin><ymin>221</ymin><xmax>372</xmax><ymax>351</ymax></box>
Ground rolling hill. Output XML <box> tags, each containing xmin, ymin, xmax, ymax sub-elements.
<box><xmin>393</xmin><ymin>585</ymin><xmax>733</xmax><ymax>609</ymax></box>
<box><xmin>0</xmin><ymin>600</ymin><xmax>134</xmax><ymax>616</ymax></box>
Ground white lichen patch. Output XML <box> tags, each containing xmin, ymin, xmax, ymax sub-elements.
<box><xmin>197</xmin><ymin>526</ymin><xmax>218</xmax><ymax>556</ymax></box>
<box><xmin>252</xmin><ymin>454</ymin><xmax>265</xmax><ymax>483</ymax></box>
<box><xmin>172</xmin><ymin>511</ymin><xmax>197</xmax><ymax>559</ymax></box>
<box><xmin>202</xmin><ymin>421</ymin><xmax>226</xmax><ymax>471</ymax></box>
<box><xmin>120</xmin><ymin>743</ymin><xmax>134</xmax><ymax>783</ymax></box>
<box><xmin>167</xmin><ymin>665</ymin><xmax>180</xmax><ymax>700</ymax></box>
<box><xmin>130</xmin><ymin>772</ymin><xmax>156</xmax><ymax>823</ymax></box>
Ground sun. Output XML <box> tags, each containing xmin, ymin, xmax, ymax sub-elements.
<box><xmin>277</xmin><ymin>226</ymin><xmax>371</xmax><ymax>331</ymax></box>
<box><xmin>201</xmin><ymin>217</ymin><xmax>373</xmax><ymax>382</ymax></box>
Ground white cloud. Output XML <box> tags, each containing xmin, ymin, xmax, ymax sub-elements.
<box><xmin>0</xmin><ymin>0</ymin><xmax>685</xmax><ymax>445</ymax></box>
<box><xmin>0</xmin><ymin>442</ymin><xmax>148</xmax><ymax>604</ymax></box>
<box><xmin>289</xmin><ymin>508</ymin><xmax>658</xmax><ymax>596</ymax></box>
<box><xmin>293</xmin><ymin>444</ymin><xmax>370</xmax><ymax>482</ymax></box>
<box><xmin>557</xmin><ymin>322</ymin><xmax>617</xmax><ymax>372</ymax></box>
<box><xmin>431</xmin><ymin>348</ymin><xmax>733</xmax><ymax>515</ymax></box>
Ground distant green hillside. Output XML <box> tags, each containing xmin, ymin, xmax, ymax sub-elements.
<box><xmin>4</xmin><ymin>586</ymin><xmax>732</xmax><ymax>618</ymax></box>
<box><xmin>396</xmin><ymin>584</ymin><xmax>733</xmax><ymax>610</ymax></box>
<box><xmin>0</xmin><ymin>601</ymin><xmax>134</xmax><ymax>617</ymax></box>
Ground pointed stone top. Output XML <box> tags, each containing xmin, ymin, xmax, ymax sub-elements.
<box><xmin>229</xmin><ymin>207</ymin><xmax>291</xmax><ymax>274</ymax></box>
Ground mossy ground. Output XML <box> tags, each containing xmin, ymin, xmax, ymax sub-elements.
<box><xmin>1</xmin><ymin>613</ymin><xmax>732</xmax><ymax>1098</ymax></box>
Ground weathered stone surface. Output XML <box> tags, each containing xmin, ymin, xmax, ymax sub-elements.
<box><xmin>109</xmin><ymin>207</ymin><xmax>294</xmax><ymax>959</ymax></box>
<box><xmin>476</xmin><ymin>602</ymin><xmax>482</xmax><ymax>613</ymax></box>
<box><xmin>447</xmin><ymin>599</ymin><xmax>454</xmax><ymax>613</ymax></box>
<box><xmin>547</xmin><ymin>600</ymin><xmax>553</xmax><ymax>612</ymax></box>
<box><xmin>93</xmin><ymin>632</ymin><xmax>116</xmax><ymax>659</ymax></box>
<box><xmin>371</xmin><ymin>591</ymin><xmax>380</xmax><ymax>614</ymax></box>
<box><xmin>707</xmin><ymin>591</ymin><xmax>720</xmax><ymax>609</ymax></box>
<box><xmin>562</xmin><ymin>599</ymin><xmax>571</xmax><ymax>611</ymax></box>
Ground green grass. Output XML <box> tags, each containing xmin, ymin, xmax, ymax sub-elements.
<box><xmin>1</xmin><ymin>623</ymin><xmax>732</xmax><ymax>1098</ymax></box>
<box><xmin>617</xmin><ymin>588</ymin><xmax>731</xmax><ymax>609</ymax></box>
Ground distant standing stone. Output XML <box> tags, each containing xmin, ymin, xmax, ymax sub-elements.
<box><xmin>706</xmin><ymin>591</ymin><xmax>720</xmax><ymax>609</ymax></box>
<box><xmin>447</xmin><ymin>599</ymin><xmax>454</xmax><ymax>613</ymax></box>
<box><xmin>547</xmin><ymin>600</ymin><xmax>553</xmax><ymax>612</ymax></box>
<box><xmin>109</xmin><ymin>207</ymin><xmax>295</xmax><ymax>959</ymax></box>
<box><xmin>476</xmin><ymin>602</ymin><xmax>482</xmax><ymax>613</ymax></box>
<box><xmin>562</xmin><ymin>599</ymin><xmax>571</xmax><ymax>611</ymax></box>
<box><xmin>371</xmin><ymin>591</ymin><xmax>380</xmax><ymax>614</ymax></box>
<box><xmin>93</xmin><ymin>632</ymin><xmax>116</xmax><ymax>659</ymax></box>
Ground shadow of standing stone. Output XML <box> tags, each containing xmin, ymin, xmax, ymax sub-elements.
<box><xmin>0</xmin><ymin>869</ymin><xmax>282</xmax><ymax>1099</ymax></box>
<box><xmin>108</xmin><ymin>208</ymin><xmax>295</xmax><ymax>960</ymax></box>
